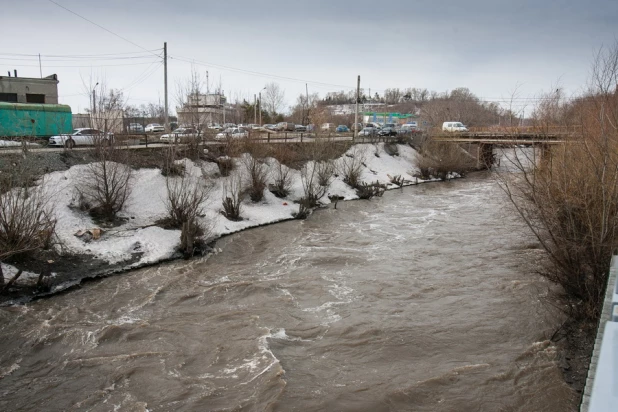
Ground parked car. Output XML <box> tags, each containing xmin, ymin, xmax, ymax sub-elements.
<box><xmin>365</xmin><ymin>122</ymin><xmax>381</xmax><ymax>129</ymax></box>
<box><xmin>160</xmin><ymin>127</ymin><xmax>201</xmax><ymax>143</ymax></box>
<box><xmin>215</xmin><ymin>127</ymin><xmax>249</xmax><ymax>140</ymax></box>
<box><xmin>145</xmin><ymin>123</ymin><xmax>164</xmax><ymax>133</ymax></box>
<box><xmin>377</xmin><ymin>127</ymin><xmax>398</xmax><ymax>137</ymax></box>
<box><xmin>336</xmin><ymin>125</ymin><xmax>350</xmax><ymax>132</ymax></box>
<box><xmin>321</xmin><ymin>123</ymin><xmax>335</xmax><ymax>131</ymax></box>
<box><xmin>128</xmin><ymin>123</ymin><xmax>144</xmax><ymax>133</ymax></box>
<box><xmin>208</xmin><ymin>123</ymin><xmax>223</xmax><ymax>130</ymax></box>
<box><xmin>222</xmin><ymin>123</ymin><xmax>237</xmax><ymax>129</ymax></box>
<box><xmin>275</xmin><ymin>122</ymin><xmax>296</xmax><ymax>132</ymax></box>
<box><xmin>264</xmin><ymin>124</ymin><xmax>276</xmax><ymax>131</ymax></box>
<box><xmin>48</xmin><ymin>128</ymin><xmax>114</xmax><ymax>148</ymax></box>
<box><xmin>248</xmin><ymin>124</ymin><xmax>261</xmax><ymax>130</ymax></box>
<box><xmin>360</xmin><ymin>127</ymin><xmax>377</xmax><ymax>137</ymax></box>
<box><xmin>295</xmin><ymin>124</ymin><xmax>307</xmax><ymax>132</ymax></box>
<box><xmin>306</xmin><ymin>124</ymin><xmax>315</xmax><ymax>132</ymax></box>
<box><xmin>442</xmin><ymin>121</ymin><xmax>468</xmax><ymax>132</ymax></box>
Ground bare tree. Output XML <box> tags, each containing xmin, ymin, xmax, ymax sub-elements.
<box><xmin>263</xmin><ymin>82</ymin><xmax>285</xmax><ymax>115</ymax></box>
<box><xmin>497</xmin><ymin>42</ymin><xmax>618</xmax><ymax>321</ymax></box>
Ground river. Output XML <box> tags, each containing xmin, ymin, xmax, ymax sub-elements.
<box><xmin>0</xmin><ymin>173</ymin><xmax>575</xmax><ymax>411</ymax></box>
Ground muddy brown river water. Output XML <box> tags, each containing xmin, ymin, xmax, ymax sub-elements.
<box><xmin>0</xmin><ymin>173</ymin><xmax>575</xmax><ymax>411</ymax></box>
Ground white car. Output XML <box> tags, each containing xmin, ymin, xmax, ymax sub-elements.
<box><xmin>442</xmin><ymin>122</ymin><xmax>468</xmax><ymax>132</ymax></box>
<box><xmin>145</xmin><ymin>123</ymin><xmax>164</xmax><ymax>133</ymax></box>
<box><xmin>48</xmin><ymin>128</ymin><xmax>114</xmax><ymax>148</ymax></box>
<box><xmin>215</xmin><ymin>128</ymin><xmax>249</xmax><ymax>140</ymax></box>
<box><xmin>160</xmin><ymin>127</ymin><xmax>201</xmax><ymax>143</ymax></box>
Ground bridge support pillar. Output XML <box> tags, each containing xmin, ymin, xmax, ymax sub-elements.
<box><xmin>477</xmin><ymin>143</ymin><xmax>495</xmax><ymax>169</ymax></box>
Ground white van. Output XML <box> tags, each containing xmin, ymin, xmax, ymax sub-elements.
<box><xmin>442</xmin><ymin>122</ymin><xmax>468</xmax><ymax>132</ymax></box>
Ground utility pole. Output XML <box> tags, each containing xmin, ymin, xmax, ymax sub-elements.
<box><xmin>164</xmin><ymin>42</ymin><xmax>169</xmax><ymax>132</ymax></box>
<box><xmin>258</xmin><ymin>92</ymin><xmax>262</xmax><ymax>125</ymax></box>
<box><xmin>354</xmin><ymin>75</ymin><xmax>360</xmax><ymax>140</ymax></box>
<box><xmin>38</xmin><ymin>54</ymin><xmax>42</xmax><ymax>78</ymax></box>
<box><xmin>254</xmin><ymin>94</ymin><xmax>257</xmax><ymax>124</ymax></box>
<box><xmin>305</xmin><ymin>83</ymin><xmax>309</xmax><ymax>125</ymax></box>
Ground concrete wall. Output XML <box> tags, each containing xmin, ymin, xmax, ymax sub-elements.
<box><xmin>0</xmin><ymin>74</ymin><xmax>59</xmax><ymax>104</ymax></box>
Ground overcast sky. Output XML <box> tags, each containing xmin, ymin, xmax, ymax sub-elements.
<box><xmin>3</xmin><ymin>0</ymin><xmax>617</xmax><ymax>114</ymax></box>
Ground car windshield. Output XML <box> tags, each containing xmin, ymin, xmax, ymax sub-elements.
<box><xmin>455</xmin><ymin>123</ymin><xmax>464</xmax><ymax>127</ymax></box>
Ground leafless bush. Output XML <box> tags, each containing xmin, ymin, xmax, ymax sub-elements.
<box><xmin>221</xmin><ymin>173</ymin><xmax>243</xmax><ymax>221</ymax></box>
<box><xmin>300</xmin><ymin>162</ymin><xmax>329</xmax><ymax>208</ymax></box>
<box><xmin>162</xmin><ymin>168</ymin><xmax>210</xmax><ymax>229</ymax></box>
<box><xmin>415</xmin><ymin>140</ymin><xmax>476</xmax><ymax>180</ymax></box>
<box><xmin>0</xmin><ymin>183</ymin><xmax>56</xmax><ymax>280</ymax></box>
<box><xmin>498</xmin><ymin>43</ymin><xmax>618</xmax><ymax>321</ymax></box>
<box><xmin>269</xmin><ymin>146</ymin><xmax>293</xmax><ymax>198</ymax></box>
<box><xmin>293</xmin><ymin>198</ymin><xmax>312</xmax><ymax>220</ymax></box>
<box><xmin>161</xmin><ymin>146</ymin><xmax>185</xmax><ymax>177</ymax></box>
<box><xmin>242</xmin><ymin>155</ymin><xmax>269</xmax><ymax>202</ymax></box>
<box><xmin>77</xmin><ymin>140</ymin><xmax>132</xmax><ymax>223</ymax></box>
<box><xmin>316</xmin><ymin>160</ymin><xmax>334</xmax><ymax>187</ymax></box>
<box><xmin>389</xmin><ymin>174</ymin><xmax>405</xmax><ymax>188</ymax></box>
<box><xmin>217</xmin><ymin>157</ymin><xmax>234</xmax><ymax>177</ymax></box>
<box><xmin>356</xmin><ymin>181</ymin><xmax>386</xmax><ymax>199</ymax></box>
<box><xmin>338</xmin><ymin>146</ymin><xmax>366</xmax><ymax>189</ymax></box>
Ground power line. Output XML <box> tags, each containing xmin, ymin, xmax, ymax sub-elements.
<box><xmin>0</xmin><ymin>50</ymin><xmax>162</xmax><ymax>58</ymax></box>
<box><xmin>2</xmin><ymin>61</ymin><xmax>161</xmax><ymax>68</ymax></box>
<box><xmin>170</xmin><ymin>55</ymin><xmax>356</xmax><ymax>90</ymax></box>
<box><xmin>0</xmin><ymin>56</ymin><xmax>161</xmax><ymax>62</ymax></box>
<box><xmin>46</xmin><ymin>0</ymin><xmax>161</xmax><ymax>59</ymax></box>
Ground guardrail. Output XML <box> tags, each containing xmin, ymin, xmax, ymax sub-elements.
<box><xmin>581</xmin><ymin>257</ymin><xmax>618</xmax><ymax>411</ymax></box>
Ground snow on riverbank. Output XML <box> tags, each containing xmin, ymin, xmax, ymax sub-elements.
<box><xmin>3</xmin><ymin>143</ymin><xmax>440</xmax><ymax>283</ymax></box>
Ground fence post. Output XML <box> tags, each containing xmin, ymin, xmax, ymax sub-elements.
<box><xmin>268</xmin><ymin>132</ymin><xmax>271</xmax><ymax>143</ymax></box>
<box><xmin>145</xmin><ymin>133</ymin><xmax>148</xmax><ymax>147</ymax></box>
<box><xmin>301</xmin><ymin>133</ymin><xmax>303</xmax><ymax>143</ymax></box>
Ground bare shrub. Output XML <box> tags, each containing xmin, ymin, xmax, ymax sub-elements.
<box><xmin>415</xmin><ymin>139</ymin><xmax>476</xmax><ymax>180</ymax></box>
<box><xmin>356</xmin><ymin>181</ymin><xmax>386</xmax><ymax>200</ymax></box>
<box><xmin>293</xmin><ymin>198</ymin><xmax>312</xmax><ymax>220</ymax></box>
<box><xmin>338</xmin><ymin>146</ymin><xmax>366</xmax><ymax>189</ymax></box>
<box><xmin>389</xmin><ymin>174</ymin><xmax>405</xmax><ymax>188</ymax></box>
<box><xmin>300</xmin><ymin>162</ymin><xmax>329</xmax><ymax>208</ymax></box>
<box><xmin>269</xmin><ymin>145</ymin><xmax>293</xmax><ymax>198</ymax></box>
<box><xmin>0</xmin><ymin>184</ymin><xmax>56</xmax><ymax>268</ymax></box>
<box><xmin>242</xmin><ymin>155</ymin><xmax>269</xmax><ymax>202</ymax></box>
<box><xmin>161</xmin><ymin>146</ymin><xmax>185</xmax><ymax>177</ymax></box>
<box><xmin>221</xmin><ymin>173</ymin><xmax>243</xmax><ymax>221</ymax></box>
<box><xmin>498</xmin><ymin>43</ymin><xmax>618</xmax><ymax>321</ymax></box>
<box><xmin>162</xmin><ymin>168</ymin><xmax>210</xmax><ymax>229</ymax></box>
<box><xmin>77</xmin><ymin>140</ymin><xmax>132</xmax><ymax>223</ymax></box>
<box><xmin>217</xmin><ymin>157</ymin><xmax>234</xmax><ymax>177</ymax></box>
<box><xmin>316</xmin><ymin>160</ymin><xmax>334</xmax><ymax>187</ymax></box>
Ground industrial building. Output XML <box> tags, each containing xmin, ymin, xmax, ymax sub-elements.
<box><xmin>0</xmin><ymin>72</ymin><xmax>60</xmax><ymax>104</ymax></box>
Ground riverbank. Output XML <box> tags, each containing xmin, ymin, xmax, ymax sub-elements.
<box><xmin>1</xmin><ymin>142</ymin><xmax>454</xmax><ymax>305</ymax></box>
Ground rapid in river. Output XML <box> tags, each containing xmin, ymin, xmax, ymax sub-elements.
<box><xmin>0</xmin><ymin>173</ymin><xmax>575</xmax><ymax>411</ymax></box>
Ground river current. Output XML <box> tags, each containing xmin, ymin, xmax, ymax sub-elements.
<box><xmin>0</xmin><ymin>173</ymin><xmax>574</xmax><ymax>411</ymax></box>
